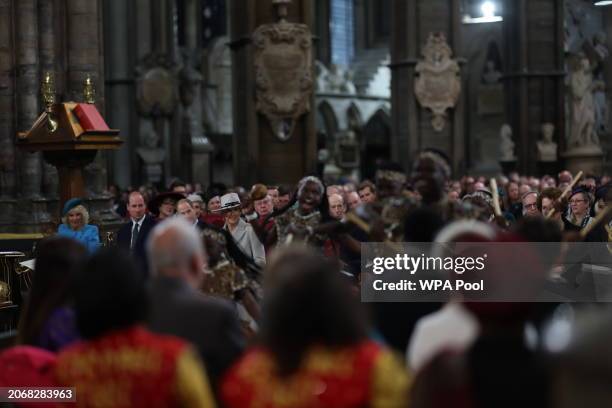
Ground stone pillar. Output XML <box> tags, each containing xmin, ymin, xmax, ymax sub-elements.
<box><xmin>66</xmin><ymin>0</ymin><xmax>108</xmax><ymax>199</ymax></box>
<box><xmin>390</xmin><ymin>0</ymin><xmax>465</xmax><ymax>174</ymax></box>
<box><xmin>65</xmin><ymin>0</ymin><xmax>119</xmax><ymax>224</ymax></box>
<box><xmin>105</xmin><ymin>0</ymin><xmax>134</xmax><ymax>188</ymax></box>
<box><xmin>229</xmin><ymin>0</ymin><xmax>316</xmax><ymax>186</ymax></box>
<box><xmin>0</xmin><ymin>1</ymin><xmax>16</xmax><ymax>200</ymax></box>
<box><xmin>15</xmin><ymin>0</ymin><xmax>43</xmax><ymax>200</ymax></box>
<box><xmin>503</xmin><ymin>0</ymin><xmax>565</xmax><ymax>175</ymax></box>
<box><xmin>0</xmin><ymin>0</ymin><xmax>17</xmax><ymax>226</ymax></box>
<box><xmin>180</xmin><ymin>0</ymin><xmax>213</xmax><ymax>186</ymax></box>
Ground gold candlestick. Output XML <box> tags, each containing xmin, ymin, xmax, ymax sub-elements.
<box><xmin>83</xmin><ymin>75</ymin><xmax>96</xmax><ymax>104</ymax></box>
<box><xmin>41</xmin><ymin>71</ymin><xmax>58</xmax><ymax>133</ymax></box>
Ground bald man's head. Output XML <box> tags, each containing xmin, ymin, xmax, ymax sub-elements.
<box><xmin>147</xmin><ymin>217</ymin><xmax>206</xmax><ymax>288</ymax></box>
<box><xmin>328</xmin><ymin>193</ymin><xmax>346</xmax><ymax>220</ymax></box>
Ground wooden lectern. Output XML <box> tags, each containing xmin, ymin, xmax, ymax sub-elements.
<box><xmin>17</xmin><ymin>101</ymin><xmax>121</xmax><ymax>209</ymax></box>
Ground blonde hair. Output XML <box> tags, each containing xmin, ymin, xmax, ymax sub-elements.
<box><xmin>62</xmin><ymin>204</ymin><xmax>89</xmax><ymax>228</ymax></box>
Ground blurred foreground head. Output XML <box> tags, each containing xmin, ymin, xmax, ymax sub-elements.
<box><xmin>75</xmin><ymin>248</ymin><xmax>147</xmax><ymax>339</ymax></box>
<box><xmin>261</xmin><ymin>246</ymin><xmax>367</xmax><ymax>375</ymax></box>
<box><xmin>147</xmin><ymin>217</ymin><xmax>206</xmax><ymax>288</ymax></box>
<box><xmin>18</xmin><ymin>237</ymin><xmax>87</xmax><ymax>345</ymax></box>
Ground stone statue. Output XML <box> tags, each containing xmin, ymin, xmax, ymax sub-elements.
<box><xmin>537</xmin><ymin>123</ymin><xmax>558</xmax><ymax>162</ymax></box>
<box><xmin>499</xmin><ymin>124</ymin><xmax>516</xmax><ymax>161</ymax></box>
<box><xmin>482</xmin><ymin>60</ymin><xmax>502</xmax><ymax>84</ymax></box>
<box><xmin>592</xmin><ymin>32</ymin><xmax>609</xmax><ymax>136</ymax></box>
<box><xmin>315</xmin><ymin>62</ymin><xmax>357</xmax><ymax>94</ymax></box>
<box><xmin>327</xmin><ymin>64</ymin><xmax>346</xmax><ymax>93</ymax></box>
<box><xmin>136</xmin><ymin>121</ymin><xmax>165</xmax><ymax>184</ymax></box>
<box><xmin>569</xmin><ymin>56</ymin><xmax>601</xmax><ymax>149</ymax></box>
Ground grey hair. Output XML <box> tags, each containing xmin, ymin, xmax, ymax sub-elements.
<box><xmin>521</xmin><ymin>191</ymin><xmax>538</xmax><ymax>203</ymax></box>
<box><xmin>177</xmin><ymin>198</ymin><xmax>194</xmax><ymax>209</ymax></box>
<box><xmin>297</xmin><ymin>176</ymin><xmax>324</xmax><ymax>198</ymax></box>
<box><xmin>146</xmin><ymin>216</ymin><xmax>205</xmax><ymax>276</ymax></box>
<box><xmin>61</xmin><ymin>204</ymin><xmax>89</xmax><ymax>227</ymax></box>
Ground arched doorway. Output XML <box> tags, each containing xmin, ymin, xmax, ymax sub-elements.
<box><xmin>316</xmin><ymin>102</ymin><xmax>339</xmax><ymax>176</ymax></box>
<box><xmin>361</xmin><ymin>109</ymin><xmax>391</xmax><ymax>180</ymax></box>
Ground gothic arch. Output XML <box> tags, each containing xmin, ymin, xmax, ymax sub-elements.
<box><xmin>361</xmin><ymin>108</ymin><xmax>392</xmax><ymax>180</ymax></box>
<box><xmin>347</xmin><ymin>103</ymin><xmax>363</xmax><ymax>129</ymax></box>
<box><xmin>317</xmin><ymin>101</ymin><xmax>339</xmax><ymax>138</ymax></box>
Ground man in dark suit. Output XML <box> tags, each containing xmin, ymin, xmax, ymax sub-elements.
<box><xmin>116</xmin><ymin>191</ymin><xmax>156</xmax><ymax>275</ymax></box>
<box><xmin>146</xmin><ymin>217</ymin><xmax>245</xmax><ymax>392</ymax></box>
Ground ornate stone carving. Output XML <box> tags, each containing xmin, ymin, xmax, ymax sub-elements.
<box><xmin>135</xmin><ymin>53</ymin><xmax>179</xmax><ymax>117</ymax></box>
<box><xmin>252</xmin><ymin>0</ymin><xmax>313</xmax><ymax>141</ymax></box>
<box><xmin>568</xmin><ymin>55</ymin><xmax>602</xmax><ymax>151</ymax></box>
<box><xmin>414</xmin><ymin>32</ymin><xmax>461</xmax><ymax>132</ymax></box>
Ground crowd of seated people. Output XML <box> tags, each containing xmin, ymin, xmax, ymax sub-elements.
<box><xmin>0</xmin><ymin>157</ymin><xmax>610</xmax><ymax>407</ymax></box>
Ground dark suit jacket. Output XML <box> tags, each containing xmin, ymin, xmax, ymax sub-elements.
<box><xmin>117</xmin><ymin>215</ymin><xmax>156</xmax><ymax>275</ymax></box>
<box><xmin>195</xmin><ymin>220</ymin><xmax>208</xmax><ymax>231</ymax></box>
<box><xmin>147</xmin><ymin>276</ymin><xmax>245</xmax><ymax>389</ymax></box>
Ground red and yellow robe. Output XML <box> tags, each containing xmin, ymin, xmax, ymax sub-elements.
<box><xmin>221</xmin><ymin>341</ymin><xmax>409</xmax><ymax>408</ymax></box>
<box><xmin>54</xmin><ymin>326</ymin><xmax>216</xmax><ymax>408</ymax></box>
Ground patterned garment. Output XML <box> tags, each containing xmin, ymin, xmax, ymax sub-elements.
<box><xmin>54</xmin><ymin>326</ymin><xmax>216</xmax><ymax>408</ymax></box>
<box><xmin>274</xmin><ymin>210</ymin><xmax>325</xmax><ymax>246</ymax></box>
<box><xmin>221</xmin><ymin>341</ymin><xmax>410</xmax><ymax>408</ymax></box>
<box><xmin>201</xmin><ymin>260</ymin><xmax>249</xmax><ymax>300</ymax></box>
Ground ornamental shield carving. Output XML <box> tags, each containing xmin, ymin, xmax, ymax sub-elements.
<box><xmin>253</xmin><ymin>20</ymin><xmax>313</xmax><ymax>141</ymax></box>
<box><xmin>415</xmin><ymin>32</ymin><xmax>461</xmax><ymax>132</ymax></box>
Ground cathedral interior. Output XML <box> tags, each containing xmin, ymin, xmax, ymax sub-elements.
<box><xmin>0</xmin><ymin>0</ymin><xmax>610</xmax><ymax>231</ymax></box>
<box><xmin>0</xmin><ymin>2</ymin><xmax>611</xmax><ymax>405</ymax></box>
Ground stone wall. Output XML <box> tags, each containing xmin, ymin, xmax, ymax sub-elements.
<box><xmin>0</xmin><ymin>0</ymin><xmax>108</xmax><ymax>232</ymax></box>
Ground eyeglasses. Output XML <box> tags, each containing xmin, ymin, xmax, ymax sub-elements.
<box><xmin>524</xmin><ymin>203</ymin><xmax>538</xmax><ymax>209</ymax></box>
<box><xmin>569</xmin><ymin>199</ymin><xmax>586</xmax><ymax>205</ymax></box>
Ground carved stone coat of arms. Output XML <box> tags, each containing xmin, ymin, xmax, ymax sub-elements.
<box><xmin>415</xmin><ymin>32</ymin><xmax>461</xmax><ymax>132</ymax></box>
<box><xmin>253</xmin><ymin>18</ymin><xmax>313</xmax><ymax>141</ymax></box>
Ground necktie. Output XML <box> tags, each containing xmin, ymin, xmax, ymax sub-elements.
<box><xmin>130</xmin><ymin>222</ymin><xmax>140</xmax><ymax>250</ymax></box>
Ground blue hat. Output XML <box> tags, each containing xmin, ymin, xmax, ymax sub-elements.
<box><xmin>569</xmin><ymin>187</ymin><xmax>589</xmax><ymax>200</ymax></box>
<box><xmin>62</xmin><ymin>198</ymin><xmax>83</xmax><ymax>217</ymax></box>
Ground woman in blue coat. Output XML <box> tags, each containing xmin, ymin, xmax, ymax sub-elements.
<box><xmin>57</xmin><ymin>198</ymin><xmax>100</xmax><ymax>253</ymax></box>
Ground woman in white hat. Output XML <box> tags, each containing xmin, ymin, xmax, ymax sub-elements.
<box><xmin>220</xmin><ymin>192</ymin><xmax>266</xmax><ymax>266</ymax></box>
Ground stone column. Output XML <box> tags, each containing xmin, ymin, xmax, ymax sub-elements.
<box><xmin>0</xmin><ymin>0</ymin><xmax>16</xmax><ymax>200</ymax></box>
<box><xmin>105</xmin><ymin>0</ymin><xmax>134</xmax><ymax>188</ymax></box>
<box><xmin>229</xmin><ymin>0</ymin><xmax>316</xmax><ymax>186</ymax></box>
<box><xmin>390</xmin><ymin>0</ymin><xmax>465</xmax><ymax>174</ymax></box>
<box><xmin>180</xmin><ymin>0</ymin><xmax>213</xmax><ymax>186</ymax></box>
<box><xmin>0</xmin><ymin>0</ymin><xmax>17</xmax><ymax>226</ymax></box>
<box><xmin>65</xmin><ymin>0</ymin><xmax>119</xmax><ymax>224</ymax></box>
<box><xmin>66</xmin><ymin>0</ymin><xmax>108</xmax><ymax>199</ymax></box>
<box><xmin>15</xmin><ymin>0</ymin><xmax>43</xmax><ymax>200</ymax></box>
<box><xmin>503</xmin><ymin>0</ymin><xmax>565</xmax><ymax>175</ymax></box>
